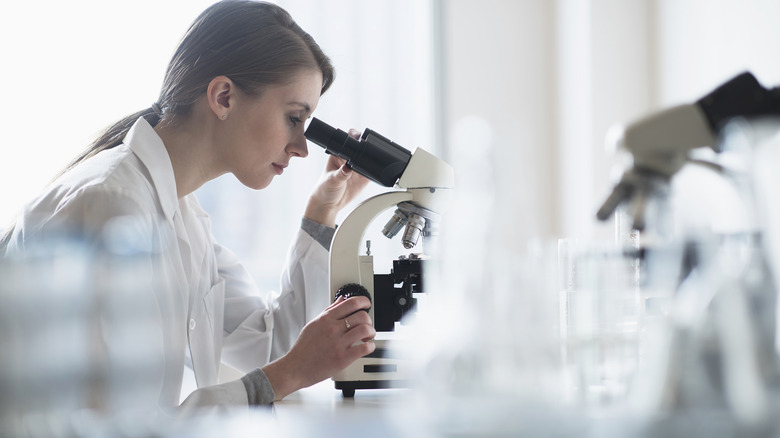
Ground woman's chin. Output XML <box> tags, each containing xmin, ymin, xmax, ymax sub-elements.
<box><xmin>236</xmin><ymin>174</ymin><xmax>273</xmax><ymax>191</ymax></box>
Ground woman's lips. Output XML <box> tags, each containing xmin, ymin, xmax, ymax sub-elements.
<box><xmin>272</xmin><ymin>163</ymin><xmax>287</xmax><ymax>175</ymax></box>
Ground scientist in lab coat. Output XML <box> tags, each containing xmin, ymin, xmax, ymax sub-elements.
<box><xmin>0</xmin><ymin>0</ymin><xmax>376</xmax><ymax>409</ymax></box>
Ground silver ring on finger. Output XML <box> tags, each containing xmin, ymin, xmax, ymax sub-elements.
<box><xmin>345</xmin><ymin>317</ymin><xmax>351</xmax><ymax>330</ymax></box>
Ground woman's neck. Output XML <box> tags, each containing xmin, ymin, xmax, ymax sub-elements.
<box><xmin>153</xmin><ymin>108</ymin><xmax>226</xmax><ymax>199</ymax></box>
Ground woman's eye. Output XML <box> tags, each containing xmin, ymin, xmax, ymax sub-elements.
<box><xmin>289</xmin><ymin>116</ymin><xmax>303</xmax><ymax>126</ymax></box>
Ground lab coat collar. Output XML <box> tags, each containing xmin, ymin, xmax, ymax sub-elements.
<box><xmin>124</xmin><ymin>117</ymin><xmax>179</xmax><ymax>222</ymax></box>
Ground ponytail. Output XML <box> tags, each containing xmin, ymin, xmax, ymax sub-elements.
<box><xmin>56</xmin><ymin>107</ymin><xmax>163</xmax><ymax>179</ymax></box>
<box><xmin>56</xmin><ymin>1</ymin><xmax>334</xmax><ymax>179</ymax></box>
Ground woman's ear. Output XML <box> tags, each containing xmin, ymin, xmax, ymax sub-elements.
<box><xmin>207</xmin><ymin>76</ymin><xmax>233</xmax><ymax>120</ymax></box>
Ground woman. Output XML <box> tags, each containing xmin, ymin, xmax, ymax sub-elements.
<box><xmin>1</xmin><ymin>0</ymin><xmax>375</xmax><ymax>409</ymax></box>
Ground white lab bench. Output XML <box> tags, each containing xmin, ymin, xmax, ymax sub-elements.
<box><xmin>271</xmin><ymin>381</ymin><xmax>419</xmax><ymax>437</ymax></box>
<box><xmin>264</xmin><ymin>380</ymin><xmax>763</xmax><ymax>438</ymax></box>
<box><xmin>6</xmin><ymin>379</ymin><xmax>759</xmax><ymax>438</ymax></box>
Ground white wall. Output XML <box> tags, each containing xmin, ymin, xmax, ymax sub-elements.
<box><xmin>441</xmin><ymin>0</ymin><xmax>559</xmax><ymax>251</ymax></box>
<box><xmin>656</xmin><ymin>0</ymin><xmax>780</xmax><ymax>103</ymax></box>
<box><xmin>439</xmin><ymin>0</ymin><xmax>780</xmax><ymax>249</ymax></box>
<box><xmin>0</xmin><ymin>1</ymin><xmax>215</xmax><ymax>230</ymax></box>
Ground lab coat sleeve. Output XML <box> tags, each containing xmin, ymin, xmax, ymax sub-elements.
<box><xmin>215</xmin><ymin>240</ymin><xmax>276</xmax><ymax>373</ymax></box>
<box><xmin>177</xmin><ymin>368</ymin><xmax>274</xmax><ymax>413</ymax></box>
<box><xmin>209</xmin><ymin>220</ymin><xmax>330</xmax><ymax>382</ymax></box>
<box><xmin>269</xmin><ymin>225</ymin><xmax>331</xmax><ymax>361</ymax></box>
<box><xmin>178</xmin><ymin>379</ymin><xmax>249</xmax><ymax>410</ymax></box>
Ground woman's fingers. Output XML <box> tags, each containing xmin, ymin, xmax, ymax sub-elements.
<box><xmin>342</xmin><ymin>309</ymin><xmax>371</xmax><ymax>331</ymax></box>
<box><xmin>347</xmin><ymin>336</ymin><xmax>376</xmax><ymax>359</ymax></box>
<box><xmin>328</xmin><ymin>296</ymin><xmax>371</xmax><ymax>320</ymax></box>
<box><xmin>344</xmin><ymin>323</ymin><xmax>376</xmax><ymax>346</ymax></box>
<box><xmin>334</xmin><ymin>298</ymin><xmax>376</xmax><ymax>356</ymax></box>
<box><xmin>270</xmin><ymin>296</ymin><xmax>378</xmax><ymax>395</ymax></box>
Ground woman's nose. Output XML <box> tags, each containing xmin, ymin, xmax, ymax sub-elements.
<box><xmin>288</xmin><ymin>131</ymin><xmax>309</xmax><ymax>158</ymax></box>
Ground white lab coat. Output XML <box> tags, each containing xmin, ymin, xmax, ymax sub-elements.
<box><xmin>3</xmin><ymin>117</ymin><xmax>330</xmax><ymax>409</ymax></box>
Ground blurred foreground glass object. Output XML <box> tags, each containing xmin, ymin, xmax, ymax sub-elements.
<box><xmin>0</xmin><ymin>216</ymin><xmax>170</xmax><ymax>437</ymax></box>
<box><xmin>399</xmin><ymin>116</ymin><xmax>596</xmax><ymax>435</ymax></box>
<box><xmin>403</xmin><ymin>235</ymin><xmax>669</xmax><ymax>436</ymax></box>
<box><xmin>400</xmin><ymin>113</ymin><xmax>780</xmax><ymax>437</ymax></box>
<box><xmin>558</xmin><ymin>238</ymin><xmax>643</xmax><ymax>407</ymax></box>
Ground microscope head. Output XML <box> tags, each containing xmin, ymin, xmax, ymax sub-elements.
<box><xmin>597</xmin><ymin>72</ymin><xmax>780</xmax><ymax>231</ymax></box>
<box><xmin>305</xmin><ymin>117</ymin><xmax>412</xmax><ymax>187</ymax></box>
<box><xmin>306</xmin><ymin>118</ymin><xmax>454</xmax><ymax>249</ymax></box>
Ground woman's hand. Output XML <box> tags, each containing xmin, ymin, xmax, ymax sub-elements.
<box><xmin>261</xmin><ymin>296</ymin><xmax>376</xmax><ymax>400</ymax></box>
<box><xmin>304</xmin><ymin>129</ymin><xmax>370</xmax><ymax>228</ymax></box>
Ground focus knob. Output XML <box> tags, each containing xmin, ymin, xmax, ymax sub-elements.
<box><xmin>334</xmin><ymin>283</ymin><xmax>372</xmax><ymax>312</ymax></box>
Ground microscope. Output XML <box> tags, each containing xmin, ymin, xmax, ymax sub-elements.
<box><xmin>305</xmin><ymin>118</ymin><xmax>454</xmax><ymax>397</ymax></box>
<box><xmin>597</xmin><ymin>72</ymin><xmax>780</xmax><ymax>231</ymax></box>
<box><xmin>596</xmin><ymin>72</ymin><xmax>780</xmax><ymax>427</ymax></box>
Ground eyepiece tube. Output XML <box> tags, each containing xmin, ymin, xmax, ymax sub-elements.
<box><xmin>305</xmin><ymin>118</ymin><xmax>413</xmax><ymax>187</ymax></box>
<box><xmin>304</xmin><ymin>118</ymin><xmax>356</xmax><ymax>160</ymax></box>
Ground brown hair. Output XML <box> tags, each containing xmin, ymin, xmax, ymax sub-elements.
<box><xmin>62</xmin><ymin>0</ymin><xmax>334</xmax><ymax>174</ymax></box>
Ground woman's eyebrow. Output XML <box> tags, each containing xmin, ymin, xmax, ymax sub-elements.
<box><xmin>287</xmin><ymin>101</ymin><xmax>311</xmax><ymax>112</ymax></box>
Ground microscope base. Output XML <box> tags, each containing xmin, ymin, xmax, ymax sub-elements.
<box><xmin>332</xmin><ymin>339</ymin><xmax>410</xmax><ymax>397</ymax></box>
<box><xmin>334</xmin><ymin>379</ymin><xmax>411</xmax><ymax>398</ymax></box>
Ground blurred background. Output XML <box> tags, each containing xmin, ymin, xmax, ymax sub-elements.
<box><xmin>1</xmin><ymin>0</ymin><xmax>779</xmax><ymax>297</ymax></box>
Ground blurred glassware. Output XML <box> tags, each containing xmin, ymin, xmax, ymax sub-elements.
<box><xmin>0</xmin><ymin>215</ymin><xmax>170</xmax><ymax>437</ymax></box>
<box><xmin>558</xmin><ymin>237</ymin><xmax>642</xmax><ymax>407</ymax></box>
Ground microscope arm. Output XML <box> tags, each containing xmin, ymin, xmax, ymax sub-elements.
<box><xmin>329</xmin><ymin>142</ymin><xmax>455</xmax><ymax>291</ymax></box>
<box><xmin>329</xmin><ymin>191</ymin><xmax>413</xmax><ymax>303</ymax></box>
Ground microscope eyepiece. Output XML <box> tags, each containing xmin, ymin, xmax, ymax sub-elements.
<box><xmin>305</xmin><ymin>118</ymin><xmax>413</xmax><ymax>187</ymax></box>
<box><xmin>304</xmin><ymin>117</ymin><xmax>355</xmax><ymax>156</ymax></box>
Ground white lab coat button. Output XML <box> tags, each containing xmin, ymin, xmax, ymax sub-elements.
<box><xmin>189</xmin><ymin>318</ymin><xmax>196</xmax><ymax>330</ymax></box>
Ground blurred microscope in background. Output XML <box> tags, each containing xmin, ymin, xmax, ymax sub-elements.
<box><xmin>594</xmin><ymin>71</ymin><xmax>780</xmax><ymax>432</ymax></box>
<box><xmin>403</xmin><ymin>72</ymin><xmax>780</xmax><ymax>437</ymax></box>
